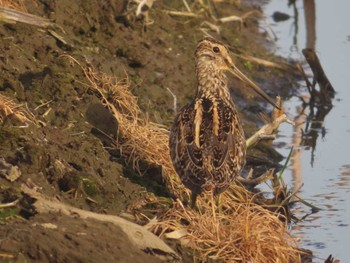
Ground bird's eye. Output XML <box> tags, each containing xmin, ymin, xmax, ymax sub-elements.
<box><xmin>213</xmin><ymin>47</ymin><xmax>220</xmax><ymax>53</ymax></box>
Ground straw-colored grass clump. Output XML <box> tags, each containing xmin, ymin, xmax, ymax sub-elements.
<box><xmin>0</xmin><ymin>94</ymin><xmax>32</xmax><ymax>124</ymax></box>
<box><xmin>67</xmin><ymin>56</ymin><xmax>301</xmax><ymax>262</ymax></box>
<box><xmin>69</xmin><ymin>58</ymin><xmax>189</xmax><ymax>199</ymax></box>
<box><xmin>0</xmin><ymin>0</ymin><xmax>27</xmax><ymax>11</ymax></box>
<box><xmin>154</xmin><ymin>187</ymin><xmax>300</xmax><ymax>262</ymax></box>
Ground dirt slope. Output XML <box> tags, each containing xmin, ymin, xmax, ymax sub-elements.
<box><xmin>0</xmin><ymin>1</ymin><xmax>294</xmax><ymax>262</ymax></box>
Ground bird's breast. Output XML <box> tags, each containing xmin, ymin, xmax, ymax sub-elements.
<box><xmin>192</xmin><ymin>95</ymin><xmax>238</xmax><ymax>147</ymax></box>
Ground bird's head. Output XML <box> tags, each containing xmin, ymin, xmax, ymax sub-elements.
<box><xmin>195</xmin><ymin>37</ymin><xmax>234</xmax><ymax>72</ymax></box>
<box><xmin>195</xmin><ymin>37</ymin><xmax>279</xmax><ymax>109</ymax></box>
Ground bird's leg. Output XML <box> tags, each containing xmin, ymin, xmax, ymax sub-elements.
<box><xmin>217</xmin><ymin>194</ymin><xmax>223</xmax><ymax>214</ymax></box>
<box><xmin>190</xmin><ymin>192</ymin><xmax>198</xmax><ymax>209</ymax></box>
<box><xmin>210</xmin><ymin>191</ymin><xmax>222</xmax><ymax>241</ymax></box>
<box><xmin>210</xmin><ymin>190</ymin><xmax>217</xmax><ymax>221</ymax></box>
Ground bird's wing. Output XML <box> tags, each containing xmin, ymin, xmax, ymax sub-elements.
<box><xmin>176</xmin><ymin>98</ymin><xmax>240</xmax><ymax>171</ymax></box>
<box><xmin>170</xmin><ymin>103</ymin><xmax>202</xmax><ymax>168</ymax></box>
<box><xmin>203</xmin><ymin>99</ymin><xmax>239</xmax><ymax>170</ymax></box>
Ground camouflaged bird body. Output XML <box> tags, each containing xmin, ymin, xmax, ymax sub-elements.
<box><xmin>170</xmin><ymin>37</ymin><xmax>278</xmax><ymax>201</ymax></box>
<box><xmin>169</xmin><ymin>67</ymin><xmax>246</xmax><ymax>196</ymax></box>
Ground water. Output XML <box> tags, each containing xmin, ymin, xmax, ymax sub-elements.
<box><xmin>263</xmin><ymin>0</ymin><xmax>350</xmax><ymax>261</ymax></box>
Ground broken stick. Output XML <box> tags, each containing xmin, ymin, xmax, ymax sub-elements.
<box><xmin>246</xmin><ymin>97</ymin><xmax>294</xmax><ymax>148</ymax></box>
<box><xmin>21</xmin><ymin>184</ymin><xmax>180</xmax><ymax>262</ymax></box>
<box><xmin>302</xmin><ymin>48</ymin><xmax>335</xmax><ymax>100</ymax></box>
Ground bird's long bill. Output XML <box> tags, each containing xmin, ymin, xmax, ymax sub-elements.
<box><xmin>228</xmin><ymin>65</ymin><xmax>280</xmax><ymax>109</ymax></box>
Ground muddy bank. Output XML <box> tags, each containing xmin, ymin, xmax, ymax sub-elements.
<box><xmin>0</xmin><ymin>0</ymin><xmax>299</xmax><ymax>262</ymax></box>
<box><xmin>1</xmin><ymin>213</ymin><xmax>165</xmax><ymax>263</ymax></box>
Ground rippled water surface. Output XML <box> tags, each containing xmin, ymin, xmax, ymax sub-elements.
<box><xmin>263</xmin><ymin>0</ymin><xmax>350</xmax><ymax>261</ymax></box>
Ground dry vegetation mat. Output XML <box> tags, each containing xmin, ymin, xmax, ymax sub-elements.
<box><xmin>64</xmin><ymin>56</ymin><xmax>190</xmax><ymax>200</ymax></box>
<box><xmin>0</xmin><ymin>94</ymin><xmax>33</xmax><ymax>124</ymax></box>
<box><xmin>63</xmin><ymin>56</ymin><xmax>302</xmax><ymax>262</ymax></box>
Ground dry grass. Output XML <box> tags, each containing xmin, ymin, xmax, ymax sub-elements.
<box><xmin>0</xmin><ymin>0</ymin><xmax>27</xmax><ymax>11</ymax></box>
<box><xmin>153</xmin><ymin>190</ymin><xmax>301</xmax><ymax>262</ymax></box>
<box><xmin>66</xmin><ymin>56</ymin><xmax>302</xmax><ymax>262</ymax></box>
<box><xmin>64</xmin><ymin>55</ymin><xmax>190</xmax><ymax>199</ymax></box>
<box><xmin>0</xmin><ymin>94</ymin><xmax>33</xmax><ymax>124</ymax></box>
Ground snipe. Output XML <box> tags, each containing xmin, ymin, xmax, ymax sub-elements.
<box><xmin>169</xmin><ymin>37</ymin><xmax>278</xmax><ymax>206</ymax></box>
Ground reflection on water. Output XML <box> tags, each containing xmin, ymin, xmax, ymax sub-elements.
<box><xmin>299</xmin><ymin>102</ymin><xmax>333</xmax><ymax>167</ymax></box>
<box><xmin>264</xmin><ymin>0</ymin><xmax>350</xmax><ymax>261</ymax></box>
<box><xmin>339</xmin><ymin>165</ymin><xmax>350</xmax><ymax>190</ymax></box>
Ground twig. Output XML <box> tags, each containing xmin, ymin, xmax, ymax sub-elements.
<box><xmin>0</xmin><ymin>253</ymin><xmax>15</xmax><ymax>259</ymax></box>
<box><xmin>217</xmin><ymin>10</ymin><xmax>259</xmax><ymax>24</ymax></box>
<box><xmin>42</xmin><ymin>107</ymin><xmax>52</xmax><ymax>117</ymax></box>
<box><xmin>199</xmin><ymin>28</ymin><xmax>215</xmax><ymax>38</ymax></box>
<box><xmin>246</xmin><ymin>97</ymin><xmax>294</xmax><ymax>148</ymax></box>
<box><xmin>201</xmin><ymin>21</ymin><xmax>220</xmax><ymax>34</ymax></box>
<box><xmin>0</xmin><ymin>199</ymin><xmax>19</xmax><ymax>208</ymax></box>
<box><xmin>24</xmin><ymin>103</ymin><xmax>35</xmax><ymax>119</ymax></box>
<box><xmin>217</xmin><ymin>14</ymin><xmax>242</xmax><ymax>24</ymax></box>
<box><xmin>70</xmin><ymin>131</ymin><xmax>86</xmax><ymax>136</ymax></box>
<box><xmin>235</xmin><ymin>54</ymin><xmax>296</xmax><ymax>71</ymax></box>
<box><xmin>182</xmin><ymin>0</ymin><xmax>192</xmax><ymax>12</ymax></box>
<box><xmin>246</xmin><ymin>114</ymin><xmax>294</xmax><ymax>148</ymax></box>
<box><xmin>163</xmin><ymin>10</ymin><xmax>198</xmax><ymax>17</ymax></box>
<box><xmin>241</xmin><ymin>10</ymin><xmax>260</xmax><ymax>20</ymax></box>
<box><xmin>0</xmin><ymin>7</ymin><xmax>61</xmax><ymax>31</ymax></box>
<box><xmin>166</xmin><ymin>87</ymin><xmax>177</xmax><ymax>115</ymax></box>
<box><xmin>47</xmin><ymin>30</ymin><xmax>73</xmax><ymax>49</ymax></box>
<box><xmin>34</xmin><ymin>99</ymin><xmax>53</xmax><ymax>111</ymax></box>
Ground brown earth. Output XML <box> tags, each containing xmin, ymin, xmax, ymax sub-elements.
<box><xmin>0</xmin><ymin>0</ymin><xmax>298</xmax><ymax>262</ymax></box>
<box><xmin>1</xmin><ymin>213</ymin><xmax>164</xmax><ymax>263</ymax></box>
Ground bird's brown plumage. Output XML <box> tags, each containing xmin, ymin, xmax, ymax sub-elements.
<box><xmin>169</xmin><ymin>37</ymin><xmax>246</xmax><ymax>200</ymax></box>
